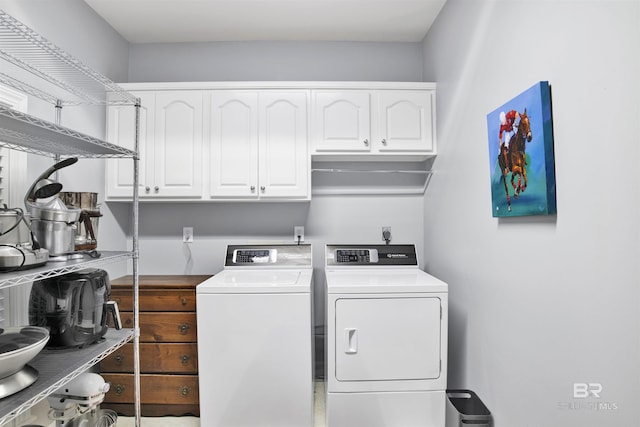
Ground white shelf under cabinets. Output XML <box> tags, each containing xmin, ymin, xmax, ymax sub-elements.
<box><xmin>0</xmin><ymin>328</ymin><xmax>135</xmax><ymax>426</ymax></box>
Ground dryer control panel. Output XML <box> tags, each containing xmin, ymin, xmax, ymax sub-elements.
<box><xmin>326</xmin><ymin>244</ymin><xmax>418</xmax><ymax>267</ymax></box>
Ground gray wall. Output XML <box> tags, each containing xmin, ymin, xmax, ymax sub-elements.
<box><xmin>422</xmin><ymin>1</ymin><xmax>640</xmax><ymax>426</ymax></box>
<box><xmin>129</xmin><ymin>41</ymin><xmax>424</xmax><ymax>82</ymax></box>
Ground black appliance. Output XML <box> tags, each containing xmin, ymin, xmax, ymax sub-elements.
<box><xmin>29</xmin><ymin>269</ymin><xmax>117</xmax><ymax>348</ymax></box>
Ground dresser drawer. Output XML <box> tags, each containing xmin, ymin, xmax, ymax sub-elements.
<box><xmin>100</xmin><ymin>343</ymin><xmax>198</xmax><ymax>373</ymax></box>
<box><xmin>111</xmin><ymin>289</ymin><xmax>196</xmax><ymax>311</ymax></box>
<box><xmin>102</xmin><ymin>373</ymin><xmax>199</xmax><ymax>405</ymax></box>
<box><xmin>120</xmin><ymin>312</ymin><xmax>197</xmax><ymax>342</ymax></box>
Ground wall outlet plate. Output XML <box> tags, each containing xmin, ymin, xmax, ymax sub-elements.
<box><xmin>294</xmin><ymin>226</ymin><xmax>304</xmax><ymax>243</ymax></box>
<box><xmin>382</xmin><ymin>226</ymin><xmax>391</xmax><ymax>242</ymax></box>
<box><xmin>183</xmin><ymin>227</ymin><xmax>194</xmax><ymax>243</ymax></box>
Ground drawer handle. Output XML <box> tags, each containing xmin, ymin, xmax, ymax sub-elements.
<box><xmin>181</xmin><ymin>354</ymin><xmax>191</xmax><ymax>365</ymax></box>
<box><xmin>381</xmin><ymin>138</ymin><xmax>387</xmax><ymax>146</ymax></box>
<box><xmin>181</xmin><ymin>297</ymin><xmax>187</xmax><ymax>306</ymax></box>
<box><xmin>114</xmin><ymin>354</ymin><xmax>125</xmax><ymax>365</ymax></box>
<box><xmin>114</xmin><ymin>384</ymin><xmax>126</xmax><ymax>396</ymax></box>
<box><xmin>180</xmin><ymin>386</ymin><xmax>191</xmax><ymax>397</ymax></box>
<box><xmin>179</xmin><ymin>324</ymin><xmax>190</xmax><ymax>334</ymax></box>
<box><xmin>363</xmin><ymin>139</ymin><xmax>369</xmax><ymax>146</ymax></box>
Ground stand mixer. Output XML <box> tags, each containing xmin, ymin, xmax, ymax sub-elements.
<box><xmin>46</xmin><ymin>373</ymin><xmax>117</xmax><ymax>427</ymax></box>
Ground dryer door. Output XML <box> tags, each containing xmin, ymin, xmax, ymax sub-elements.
<box><xmin>335</xmin><ymin>297</ymin><xmax>442</xmax><ymax>382</ymax></box>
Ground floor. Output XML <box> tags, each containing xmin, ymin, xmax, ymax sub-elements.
<box><xmin>116</xmin><ymin>381</ymin><xmax>326</xmax><ymax>426</ymax></box>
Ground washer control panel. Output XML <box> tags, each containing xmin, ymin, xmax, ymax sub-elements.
<box><xmin>326</xmin><ymin>244</ymin><xmax>418</xmax><ymax>267</ymax></box>
<box><xmin>233</xmin><ymin>249</ymin><xmax>276</xmax><ymax>264</ymax></box>
<box><xmin>225</xmin><ymin>244</ymin><xmax>312</xmax><ymax>268</ymax></box>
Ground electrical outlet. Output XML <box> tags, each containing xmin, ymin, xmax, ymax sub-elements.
<box><xmin>183</xmin><ymin>227</ymin><xmax>194</xmax><ymax>243</ymax></box>
<box><xmin>382</xmin><ymin>226</ymin><xmax>391</xmax><ymax>242</ymax></box>
<box><xmin>294</xmin><ymin>226</ymin><xmax>305</xmax><ymax>243</ymax></box>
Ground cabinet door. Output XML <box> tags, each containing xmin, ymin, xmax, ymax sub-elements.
<box><xmin>210</xmin><ymin>90</ymin><xmax>258</xmax><ymax>198</ymax></box>
<box><xmin>312</xmin><ymin>91</ymin><xmax>371</xmax><ymax>152</ymax></box>
<box><xmin>258</xmin><ymin>91</ymin><xmax>309</xmax><ymax>199</ymax></box>
<box><xmin>375</xmin><ymin>90</ymin><xmax>435</xmax><ymax>152</ymax></box>
<box><xmin>153</xmin><ymin>91</ymin><xmax>203</xmax><ymax>198</ymax></box>
<box><xmin>209</xmin><ymin>91</ymin><xmax>259</xmax><ymax>198</ymax></box>
<box><xmin>105</xmin><ymin>91</ymin><xmax>153</xmax><ymax>198</ymax></box>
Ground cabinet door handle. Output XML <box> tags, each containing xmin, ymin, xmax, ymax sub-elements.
<box><xmin>363</xmin><ymin>139</ymin><xmax>369</xmax><ymax>146</ymax></box>
<box><xmin>154</xmin><ymin>186</ymin><xmax>159</xmax><ymax>193</ymax></box>
<box><xmin>260</xmin><ymin>186</ymin><xmax>266</xmax><ymax>192</ymax></box>
<box><xmin>181</xmin><ymin>354</ymin><xmax>191</xmax><ymax>365</ymax></box>
<box><xmin>250</xmin><ymin>186</ymin><xmax>256</xmax><ymax>192</ymax></box>
<box><xmin>145</xmin><ymin>186</ymin><xmax>150</xmax><ymax>193</ymax></box>
<box><xmin>114</xmin><ymin>384</ymin><xmax>125</xmax><ymax>396</ymax></box>
<box><xmin>381</xmin><ymin>138</ymin><xmax>387</xmax><ymax>145</ymax></box>
<box><xmin>179</xmin><ymin>323</ymin><xmax>190</xmax><ymax>334</ymax></box>
<box><xmin>180</xmin><ymin>386</ymin><xmax>191</xmax><ymax>397</ymax></box>
<box><xmin>114</xmin><ymin>354</ymin><xmax>125</xmax><ymax>365</ymax></box>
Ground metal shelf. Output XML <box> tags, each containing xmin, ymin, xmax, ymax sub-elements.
<box><xmin>0</xmin><ymin>106</ymin><xmax>136</xmax><ymax>158</ymax></box>
<box><xmin>0</xmin><ymin>328</ymin><xmax>135</xmax><ymax>426</ymax></box>
<box><xmin>0</xmin><ymin>8</ymin><xmax>141</xmax><ymax>426</ymax></box>
<box><xmin>0</xmin><ymin>251</ymin><xmax>134</xmax><ymax>291</ymax></box>
<box><xmin>0</xmin><ymin>10</ymin><xmax>136</xmax><ymax>107</ymax></box>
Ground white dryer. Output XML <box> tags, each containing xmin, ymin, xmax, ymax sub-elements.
<box><xmin>325</xmin><ymin>244</ymin><xmax>448</xmax><ymax>427</ymax></box>
<box><xmin>197</xmin><ymin>244</ymin><xmax>314</xmax><ymax>427</ymax></box>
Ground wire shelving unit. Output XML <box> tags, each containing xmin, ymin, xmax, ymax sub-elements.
<box><xmin>0</xmin><ymin>8</ymin><xmax>141</xmax><ymax>427</ymax></box>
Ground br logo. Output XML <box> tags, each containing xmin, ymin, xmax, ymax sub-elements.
<box><xmin>573</xmin><ymin>383</ymin><xmax>602</xmax><ymax>398</ymax></box>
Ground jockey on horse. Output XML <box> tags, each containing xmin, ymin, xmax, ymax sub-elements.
<box><xmin>498</xmin><ymin>109</ymin><xmax>519</xmax><ymax>174</ymax></box>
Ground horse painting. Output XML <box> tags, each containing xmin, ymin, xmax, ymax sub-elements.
<box><xmin>487</xmin><ymin>81</ymin><xmax>556</xmax><ymax>217</ymax></box>
<box><xmin>497</xmin><ymin>109</ymin><xmax>532</xmax><ymax>212</ymax></box>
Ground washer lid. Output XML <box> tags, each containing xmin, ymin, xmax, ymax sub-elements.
<box><xmin>325</xmin><ymin>269</ymin><xmax>447</xmax><ymax>293</ymax></box>
<box><xmin>197</xmin><ymin>269</ymin><xmax>312</xmax><ymax>293</ymax></box>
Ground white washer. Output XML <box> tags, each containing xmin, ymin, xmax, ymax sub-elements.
<box><xmin>325</xmin><ymin>244</ymin><xmax>448</xmax><ymax>427</ymax></box>
<box><xmin>197</xmin><ymin>244</ymin><xmax>314</xmax><ymax>427</ymax></box>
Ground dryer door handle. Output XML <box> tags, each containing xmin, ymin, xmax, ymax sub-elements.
<box><xmin>344</xmin><ymin>328</ymin><xmax>358</xmax><ymax>354</ymax></box>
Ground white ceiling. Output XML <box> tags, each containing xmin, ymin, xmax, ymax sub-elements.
<box><xmin>83</xmin><ymin>0</ymin><xmax>447</xmax><ymax>43</ymax></box>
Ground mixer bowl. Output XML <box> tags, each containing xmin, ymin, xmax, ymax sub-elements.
<box><xmin>0</xmin><ymin>326</ymin><xmax>49</xmax><ymax>379</ymax></box>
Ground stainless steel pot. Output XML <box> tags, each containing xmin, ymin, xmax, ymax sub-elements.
<box><xmin>0</xmin><ymin>207</ymin><xmax>32</xmax><ymax>246</ymax></box>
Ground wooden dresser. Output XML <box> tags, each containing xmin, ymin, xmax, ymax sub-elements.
<box><xmin>100</xmin><ymin>275</ymin><xmax>211</xmax><ymax>417</ymax></box>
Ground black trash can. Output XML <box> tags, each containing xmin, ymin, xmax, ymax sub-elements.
<box><xmin>446</xmin><ymin>389</ymin><xmax>493</xmax><ymax>427</ymax></box>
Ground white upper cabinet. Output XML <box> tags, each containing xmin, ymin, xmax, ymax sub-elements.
<box><xmin>375</xmin><ymin>90</ymin><xmax>435</xmax><ymax>153</ymax></box>
<box><xmin>312</xmin><ymin>88</ymin><xmax>435</xmax><ymax>159</ymax></box>
<box><xmin>106</xmin><ymin>82</ymin><xmax>435</xmax><ymax>201</ymax></box>
<box><xmin>153</xmin><ymin>91</ymin><xmax>203</xmax><ymax>198</ymax></box>
<box><xmin>106</xmin><ymin>90</ymin><xmax>203</xmax><ymax>199</ymax></box>
<box><xmin>209</xmin><ymin>90</ymin><xmax>309</xmax><ymax>200</ymax></box>
<box><xmin>312</xmin><ymin>91</ymin><xmax>371</xmax><ymax>152</ymax></box>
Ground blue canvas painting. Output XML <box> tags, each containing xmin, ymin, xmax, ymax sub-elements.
<box><xmin>486</xmin><ymin>81</ymin><xmax>556</xmax><ymax>217</ymax></box>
